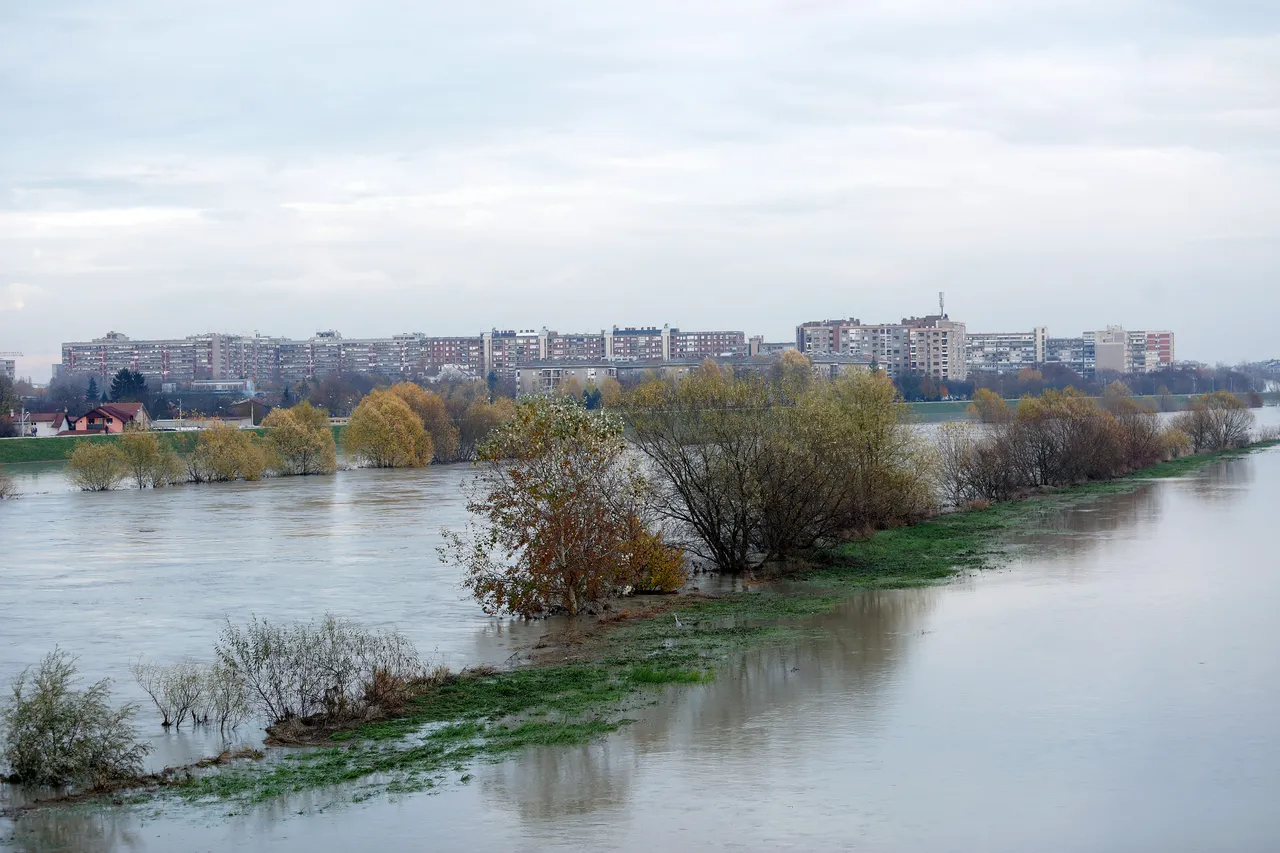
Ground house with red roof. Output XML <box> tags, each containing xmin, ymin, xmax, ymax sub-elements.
<box><xmin>64</xmin><ymin>402</ymin><xmax>151</xmax><ymax>434</ymax></box>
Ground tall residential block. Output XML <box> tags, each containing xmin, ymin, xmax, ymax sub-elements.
<box><xmin>796</xmin><ymin>314</ymin><xmax>965</xmax><ymax>380</ymax></box>
<box><xmin>966</xmin><ymin>328</ymin><xmax>1048</xmax><ymax>375</ymax></box>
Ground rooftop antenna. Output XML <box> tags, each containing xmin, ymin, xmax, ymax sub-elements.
<box><xmin>938</xmin><ymin>291</ymin><xmax>945</xmax><ymax>317</ymax></box>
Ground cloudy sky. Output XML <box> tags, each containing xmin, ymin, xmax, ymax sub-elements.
<box><xmin>2</xmin><ymin>0</ymin><xmax>1277</xmax><ymax>380</ymax></box>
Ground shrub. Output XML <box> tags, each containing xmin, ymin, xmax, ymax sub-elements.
<box><xmin>200</xmin><ymin>663</ymin><xmax>249</xmax><ymax>730</ymax></box>
<box><xmin>442</xmin><ymin>396</ymin><xmax>685</xmax><ymax>616</ymax></box>
<box><xmin>935</xmin><ymin>421</ymin><xmax>980</xmax><ymax>507</ymax></box>
<box><xmin>66</xmin><ymin>441</ymin><xmax>127</xmax><ymax>491</ymax></box>
<box><xmin>345</xmin><ymin>391</ymin><xmax>433</xmax><ymax>468</ymax></box>
<box><xmin>968</xmin><ymin>388</ymin><xmax>1012</xmax><ymax>424</ymax></box>
<box><xmin>131</xmin><ymin>658</ymin><xmax>247</xmax><ymax>730</ymax></box>
<box><xmin>187</xmin><ymin>423</ymin><xmax>268</xmax><ymax>482</ymax></box>
<box><xmin>214</xmin><ymin>614</ymin><xmax>423</xmax><ymax>724</ymax></box>
<box><xmin>1172</xmin><ymin>392</ymin><xmax>1254</xmax><ymax>452</ymax></box>
<box><xmin>387</xmin><ymin>382</ymin><xmax>461</xmax><ymax>463</ymax></box>
<box><xmin>116</xmin><ymin>428</ymin><xmax>184</xmax><ymax>488</ymax></box>
<box><xmin>1</xmin><ymin>649</ymin><xmax>151</xmax><ymax>787</ymax></box>
<box><xmin>262</xmin><ymin>402</ymin><xmax>338</xmax><ymax>476</ymax></box>
<box><xmin>625</xmin><ymin>370</ymin><xmax>934</xmax><ymax>572</ymax></box>
<box><xmin>0</xmin><ymin>468</ymin><xmax>15</xmax><ymax>499</ymax></box>
<box><xmin>938</xmin><ymin>387</ymin><xmax>1200</xmax><ymax>501</ymax></box>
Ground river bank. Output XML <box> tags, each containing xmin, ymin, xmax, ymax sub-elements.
<box><xmin>7</xmin><ymin>440</ymin><xmax>1273</xmax><ymax>818</ymax></box>
<box><xmin>0</xmin><ymin>427</ymin><xmax>348</xmax><ymax>465</ymax></box>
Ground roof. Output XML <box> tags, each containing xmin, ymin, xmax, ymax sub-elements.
<box><xmin>80</xmin><ymin>402</ymin><xmax>148</xmax><ymax>421</ymax></box>
<box><xmin>28</xmin><ymin>412</ymin><xmax>66</xmax><ymax>425</ymax></box>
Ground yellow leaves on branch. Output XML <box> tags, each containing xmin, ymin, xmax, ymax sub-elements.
<box><xmin>387</xmin><ymin>382</ymin><xmax>460</xmax><ymax>463</ymax></box>
<box><xmin>262</xmin><ymin>402</ymin><xmax>338</xmax><ymax>476</ymax></box>
<box><xmin>442</xmin><ymin>396</ymin><xmax>686</xmax><ymax>618</ymax></box>
<box><xmin>345</xmin><ymin>390</ymin><xmax>433</xmax><ymax>468</ymax></box>
<box><xmin>189</xmin><ymin>422</ymin><xmax>268</xmax><ymax>482</ymax></box>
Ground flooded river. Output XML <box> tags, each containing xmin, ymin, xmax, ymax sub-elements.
<box><xmin>2</xmin><ymin>419</ymin><xmax>1280</xmax><ymax>851</ymax></box>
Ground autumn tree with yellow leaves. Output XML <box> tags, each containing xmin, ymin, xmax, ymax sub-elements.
<box><xmin>262</xmin><ymin>402</ymin><xmax>338</xmax><ymax>476</ymax></box>
<box><xmin>344</xmin><ymin>390</ymin><xmax>433</xmax><ymax>468</ymax></box>
<box><xmin>440</xmin><ymin>396</ymin><xmax>684</xmax><ymax>617</ymax></box>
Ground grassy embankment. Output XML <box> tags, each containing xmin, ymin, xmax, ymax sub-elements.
<box><xmin>159</xmin><ymin>439</ymin><xmax>1279</xmax><ymax>809</ymax></box>
<box><xmin>0</xmin><ymin>427</ymin><xmax>346</xmax><ymax>464</ymax></box>
<box><xmin>904</xmin><ymin>393</ymin><xmax>1222</xmax><ymax>421</ymax></box>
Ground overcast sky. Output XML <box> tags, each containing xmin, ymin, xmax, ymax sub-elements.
<box><xmin>2</xmin><ymin>1</ymin><xmax>1278</xmax><ymax>380</ymax></box>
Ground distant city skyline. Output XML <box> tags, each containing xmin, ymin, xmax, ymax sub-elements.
<box><xmin>4</xmin><ymin>1</ymin><xmax>1278</xmax><ymax>380</ymax></box>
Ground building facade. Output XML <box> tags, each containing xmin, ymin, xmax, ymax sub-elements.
<box><xmin>966</xmin><ymin>328</ymin><xmax>1048</xmax><ymax>375</ymax></box>
<box><xmin>905</xmin><ymin>316</ymin><xmax>967</xmax><ymax>381</ymax></box>
<box><xmin>1044</xmin><ymin>337</ymin><xmax>1097</xmax><ymax>377</ymax></box>
<box><xmin>67</xmin><ymin>403</ymin><xmax>150</xmax><ymax>434</ymax></box>
<box><xmin>796</xmin><ymin>315</ymin><xmax>963</xmax><ymax>379</ymax></box>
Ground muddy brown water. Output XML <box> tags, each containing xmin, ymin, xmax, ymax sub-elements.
<box><xmin>3</xmin><ymin>415</ymin><xmax>1280</xmax><ymax>851</ymax></box>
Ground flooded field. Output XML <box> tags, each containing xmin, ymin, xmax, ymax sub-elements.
<box><xmin>2</xmin><ymin>413</ymin><xmax>1279</xmax><ymax>851</ymax></box>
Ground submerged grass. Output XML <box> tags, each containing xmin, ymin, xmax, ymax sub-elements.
<box><xmin>70</xmin><ymin>440</ymin><xmax>1280</xmax><ymax>811</ymax></box>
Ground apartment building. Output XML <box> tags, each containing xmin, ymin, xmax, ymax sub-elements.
<box><xmin>424</xmin><ymin>335</ymin><xmax>483</xmax><ymax>370</ymax></box>
<box><xmin>672</xmin><ymin>329</ymin><xmax>748</xmax><ymax>359</ymax></box>
<box><xmin>60</xmin><ymin>323</ymin><xmax>750</xmax><ymax>384</ymax></box>
<box><xmin>1128</xmin><ymin>330</ymin><xmax>1175</xmax><ymax>373</ymax></box>
<box><xmin>1044</xmin><ymin>337</ymin><xmax>1097</xmax><ymax>377</ymax></box>
<box><xmin>61</xmin><ymin>331</ymin><xmax>237</xmax><ymax>382</ymax></box>
<box><xmin>1081</xmin><ymin>326</ymin><xmax>1176</xmax><ymax>374</ymax></box>
<box><xmin>966</xmin><ymin>328</ymin><xmax>1048</xmax><ymax>375</ymax></box>
<box><xmin>796</xmin><ymin>319</ymin><xmax>910</xmax><ymax>375</ymax></box>
<box><xmin>517</xmin><ymin>363</ymin><xmax>619</xmax><ymax>395</ymax></box>
<box><xmin>796</xmin><ymin>315</ymin><xmax>962</xmax><ymax>379</ymax></box>
<box><xmin>606</xmin><ymin>327</ymin><xmax>667</xmax><ymax>361</ymax></box>
<box><xmin>546</xmin><ymin>331</ymin><xmax>606</xmax><ymax>361</ymax></box>
<box><xmin>1</xmin><ymin>358</ymin><xmax>14</xmax><ymax>381</ymax></box>
<box><xmin>482</xmin><ymin>329</ymin><xmax>543</xmax><ymax>379</ymax></box>
<box><xmin>905</xmin><ymin>316</ymin><xmax>967</xmax><ymax>382</ymax></box>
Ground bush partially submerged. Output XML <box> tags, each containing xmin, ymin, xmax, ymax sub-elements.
<box><xmin>214</xmin><ymin>614</ymin><xmax>423</xmax><ymax>725</ymax></box>
<box><xmin>66</xmin><ymin>441</ymin><xmax>128</xmax><ymax>491</ymax></box>
<box><xmin>1</xmin><ymin>649</ymin><xmax>151</xmax><ymax>787</ymax></box>
<box><xmin>442</xmin><ymin>396</ymin><xmax>686</xmax><ymax>617</ymax></box>
<box><xmin>262</xmin><ymin>402</ymin><xmax>338</xmax><ymax>476</ymax></box>
<box><xmin>932</xmin><ymin>388</ymin><xmax>1256</xmax><ymax>507</ymax></box>
<box><xmin>130</xmin><ymin>658</ymin><xmax>248</xmax><ymax>730</ymax></box>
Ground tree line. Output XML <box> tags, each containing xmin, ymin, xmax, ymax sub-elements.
<box><xmin>438</xmin><ymin>360</ymin><xmax>1264</xmax><ymax>618</ymax></box>
<box><xmin>61</xmin><ymin>381</ymin><xmax>521</xmax><ymax>490</ymax></box>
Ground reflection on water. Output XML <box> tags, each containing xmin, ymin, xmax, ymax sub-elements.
<box><xmin>2</xmin><ymin>810</ymin><xmax>141</xmax><ymax>853</ymax></box>
<box><xmin>0</xmin><ymin>466</ymin><xmax>555</xmax><ymax>775</ymax></box>
<box><xmin>3</xmin><ymin>445</ymin><xmax>1280</xmax><ymax>852</ymax></box>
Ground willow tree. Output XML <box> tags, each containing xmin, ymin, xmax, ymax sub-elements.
<box><xmin>386</xmin><ymin>382</ymin><xmax>460</xmax><ymax>462</ymax></box>
<box><xmin>440</xmin><ymin>396</ymin><xmax>684</xmax><ymax>617</ymax></box>
<box><xmin>262</xmin><ymin>402</ymin><xmax>338</xmax><ymax>475</ymax></box>
<box><xmin>968</xmin><ymin>388</ymin><xmax>1012</xmax><ymax>424</ymax></box>
<box><xmin>66</xmin><ymin>441</ymin><xmax>127</xmax><ymax>491</ymax></box>
<box><xmin>345</xmin><ymin>390</ymin><xmax>433</xmax><ymax>468</ymax></box>
<box><xmin>187</xmin><ymin>423</ymin><xmax>268</xmax><ymax>482</ymax></box>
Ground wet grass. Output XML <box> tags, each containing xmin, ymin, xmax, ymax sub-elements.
<box><xmin>83</xmin><ymin>439</ymin><xmax>1280</xmax><ymax>811</ymax></box>
<box><xmin>0</xmin><ymin>426</ymin><xmax>346</xmax><ymax>464</ymax></box>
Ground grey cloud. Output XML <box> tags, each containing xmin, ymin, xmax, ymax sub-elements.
<box><xmin>1</xmin><ymin>0</ymin><xmax>1278</xmax><ymax>379</ymax></box>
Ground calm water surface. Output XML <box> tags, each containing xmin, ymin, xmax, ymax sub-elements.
<box><xmin>2</xmin><ymin>422</ymin><xmax>1279</xmax><ymax>852</ymax></box>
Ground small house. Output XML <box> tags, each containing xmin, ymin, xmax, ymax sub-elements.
<box><xmin>26</xmin><ymin>412</ymin><xmax>68</xmax><ymax>438</ymax></box>
<box><xmin>64</xmin><ymin>402</ymin><xmax>151</xmax><ymax>434</ymax></box>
